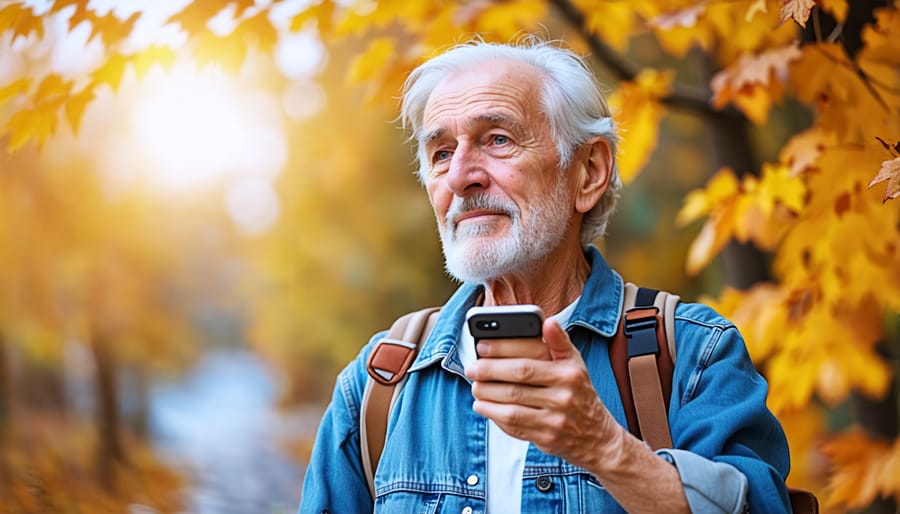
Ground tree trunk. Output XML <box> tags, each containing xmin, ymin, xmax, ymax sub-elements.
<box><xmin>90</xmin><ymin>329</ymin><xmax>126</xmax><ymax>487</ymax></box>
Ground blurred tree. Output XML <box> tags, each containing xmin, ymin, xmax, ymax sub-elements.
<box><xmin>2</xmin><ymin>0</ymin><xmax>899</xmax><ymax>511</ymax></box>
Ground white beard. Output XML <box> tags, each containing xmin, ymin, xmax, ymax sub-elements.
<box><xmin>438</xmin><ymin>178</ymin><xmax>571</xmax><ymax>283</ymax></box>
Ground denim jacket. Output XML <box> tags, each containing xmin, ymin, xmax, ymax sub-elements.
<box><xmin>299</xmin><ymin>247</ymin><xmax>791</xmax><ymax>513</ymax></box>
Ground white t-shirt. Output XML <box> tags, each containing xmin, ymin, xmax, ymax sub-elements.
<box><xmin>458</xmin><ymin>298</ymin><xmax>580</xmax><ymax>514</ymax></box>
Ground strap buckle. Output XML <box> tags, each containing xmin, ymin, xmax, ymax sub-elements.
<box><xmin>367</xmin><ymin>338</ymin><xmax>417</xmax><ymax>385</ymax></box>
<box><xmin>624</xmin><ymin>307</ymin><xmax>660</xmax><ymax>358</ymax></box>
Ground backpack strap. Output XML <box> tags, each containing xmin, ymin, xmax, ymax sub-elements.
<box><xmin>611</xmin><ymin>282</ymin><xmax>678</xmax><ymax>450</ymax></box>
<box><xmin>359</xmin><ymin>307</ymin><xmax>440</xmax><ymax>499</ymax></box>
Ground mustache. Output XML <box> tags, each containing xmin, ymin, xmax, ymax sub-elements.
<box><xmin>446</xmin><ymin>193</ymin><xmax>519</xmax><ymax>230</ymax></box>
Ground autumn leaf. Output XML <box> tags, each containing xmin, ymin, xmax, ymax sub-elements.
<box><xmin>290</xmin><ymin>0</ymin><xmax>335</xmax><ymax>33</ymax></box>
<box><xmin>607</xmin><ymin>69</ymin><xmax>674</xmax><ymax>183</ymax></box>
<box><xmin>64</xmin><ymin>87</ymin><xmax>94</xmax><ymax>133</ymax></box>
<box><xmin>711</xmin><ymin>43</ymin><xmax>802</xmax><ymax>124</ymax></box>
<box><xmin>823</xmin><ymin>430</ymin><xmax>900</xmax><ymax>508</ymax></box>
<box><xmin>868</xmin><ymin>157</ymin><xmax>900</xmax><ymax>203</ymax></box>
<box><xmin>0</xmin><ymin>2</ymin><xmax>45</xmax><ymax>43</ymax></box>
<box><xmin>348</xmin><ymin>38</ymin><xmax>395</xmax><ymax>83</ymax></box>
<box><xmin>0</xmin><ymin>78</ymin><xmax>31</xmax><ymax>107</ymax></box>
<box><xmin>90</xmin><ymin>53</ymin><xmax>130</xmax><ymax>91</ymax></box>
<box><xmin>85</xmin><ymin>10</ymin><xmax>141</xmax><ymax>48</ymax></box>
<box><xmin>648</xmin><ymin>5</ymin><xmax>705</xmax><ymax>30</ymax></box>
<box><xmin>780</xmin><ymin>0</ymin><xmax>815</xmax><ymax>28</ymax></box>
<box><xmin>165</xmin><ymin>0</ymin><xmax>229</xmax><ymax>34</ymax></box>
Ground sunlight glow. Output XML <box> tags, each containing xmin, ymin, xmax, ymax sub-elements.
<box><xmin>129</xmin><ymin>65</ymin><xmax>286</xmax><ymax>232</ymax></box>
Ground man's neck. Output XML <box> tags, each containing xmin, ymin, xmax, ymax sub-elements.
<box><xmin>481</xmin><ymin>241</ymin><xmax>591</xmax><ymax>317</ymax></box>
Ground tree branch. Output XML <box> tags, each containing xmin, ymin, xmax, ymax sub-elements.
<box><xmin>548</xmin><ymin>0</ymin><xmax>743</xmax><ymax>121</ymax></box>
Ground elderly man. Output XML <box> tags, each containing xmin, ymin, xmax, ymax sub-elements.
<box><xmin>299</xmin><ymin>39</ymin><xmax>790</xmax><ymax>514</ymax></box>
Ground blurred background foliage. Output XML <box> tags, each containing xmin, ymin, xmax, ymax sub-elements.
<box><xmin>0</xmin><ymin>0</ymin><xmax>898</xmax><ymax>512</ymax></box>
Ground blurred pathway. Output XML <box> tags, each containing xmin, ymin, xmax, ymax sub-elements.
<box><xmin>149</xmin><ymin>350</ymin><xmax>322</xmax><ymax>514</ymax></box>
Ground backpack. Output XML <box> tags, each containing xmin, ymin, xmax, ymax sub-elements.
<box><xmin>360</xmin><ymin>284</ymin><xmax>818</xmax><ymax>513</ymax></box>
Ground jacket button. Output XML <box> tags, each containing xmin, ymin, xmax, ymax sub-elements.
<box><xmin>535</xmin><ymin>475</ymin><xmax>553</xmax><ymax>492</ymax></box>
<box><xmin>462</xmin><ymin>507</ymin><xmax>473</xmax><ymax>514</ymax></box>
<box><xmin>466</xmin><ymin>474</ymin><xmax>479</xmax><ymax>486</ymax></box>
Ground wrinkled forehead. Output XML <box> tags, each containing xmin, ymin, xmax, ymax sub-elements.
<box><xmin>421</xmin><ymin>59</ymin><xmax>548</xmax><ymax>137</ymax></box>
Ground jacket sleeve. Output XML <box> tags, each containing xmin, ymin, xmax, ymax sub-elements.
<box><xmin>298</xmin><ymin>338</ymin><xmax>379</xmax><ymax>514</ymax></box>
<box><xmin>668</xmin><ymin>306</ymin><xmax>792</xmax><ymax>514</ymax></box>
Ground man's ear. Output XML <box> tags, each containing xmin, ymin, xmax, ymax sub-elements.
<box><xmin>573</xmin><ymin>137</ymin><xmax>613</xmax><ymax>214</ymax></box>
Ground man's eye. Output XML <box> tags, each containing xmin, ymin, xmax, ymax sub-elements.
<box><xmin>434</xmin><ymin>150</ymin><xmax>452</xmax><ymax>162</ymax></box>
<box><xmin>491</xmin><ymin>135</ymin><xmax>510</xmax><ymax>145</ymax></box>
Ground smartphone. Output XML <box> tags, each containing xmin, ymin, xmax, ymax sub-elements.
<box><xmin>465</xmin><ymin>304</ymin><xmax>545</xmax><ymax>342</ymax></box>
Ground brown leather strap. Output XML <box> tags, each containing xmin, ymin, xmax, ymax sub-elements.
<box><xmin>611</xmin><ymin>284</ymin><xmax>675</xmax><ymax>444</ymax></box>
<box><xmin>360</xmin><ymin>307</ymin><xmax>440</xmax><ymax>498</ymax></box>
<box><xmin>628</xmin><ymin>353</ymin><xmax>673</xmax><ymax>449</ymax></box>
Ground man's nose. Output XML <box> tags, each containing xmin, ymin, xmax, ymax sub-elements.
<box><xmin>446</xmin><ymin>144</ymin><xmax>490</xmax><ymax>196</ymax></box>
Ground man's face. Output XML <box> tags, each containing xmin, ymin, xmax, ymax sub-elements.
<box><xmin>421</xmin><ymin>59</ymin><xmax>574</xmax><ymax>282</ymax></box>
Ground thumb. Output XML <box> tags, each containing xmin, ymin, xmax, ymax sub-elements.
<box><xmin>543</xmin><ymin>318</ymin><xmax>576</xmax><ymax>361</ymax></box>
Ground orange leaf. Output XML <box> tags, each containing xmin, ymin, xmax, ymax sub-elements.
<box><xmin>868</xmin><ymin>157</ymin><xmax>900</xmax><ymax>203</ymax></box>
<box><xmin>780</xmin><ymin>0</ymin><xmax>815</xmax><ymax>28</ymax></box>
<box><xmin>0</xmin><ymin>2</ymin><xmax>44</xmax><ymax>43</ymax></box>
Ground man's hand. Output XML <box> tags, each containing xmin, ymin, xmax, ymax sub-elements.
<box><xmin>464</xmin><ymin>318</ymin><xmax>620</xmax><ymax>471</ymax></box>
<box><xmin>464</xmin><ymin>318</ymin><xmax>690</xmax><ymax>513</ymax></box>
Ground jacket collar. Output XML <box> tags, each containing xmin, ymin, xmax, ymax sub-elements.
<box><xmin>408</xmin><ymin>245</ymin><xmax>624</xmax><ymax>372</ymax></box>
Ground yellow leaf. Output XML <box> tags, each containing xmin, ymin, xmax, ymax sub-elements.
<box><xmin>608</xmin><ymin>69</ymin><xmax>674</xmax><ymax>182</ymax></box>
<box><xmin>234</xmin><ymin>9</ymin><xmax>279</xmax><ymax>54</ymax></box>
<box><xmin>676</xmin><ymin>167</ymin><xmax>740</xmax><ymax>226</ymax></box>
<box><xmin>744</xmin><ymin>0</ymin><xmax>768</xmax><ymax>22</ymax></box>
<box><xmin>780</xmin><ymin>0</ymin><xmax>815</xmax><ymax>28</ymax></box>
<box><xmin>348</xmin><ymin>37</ymin><xmax>395</xmax><ymax>83</ymax></box>
<box><xmin>86</xmin><ymin>10</ymin><xmax>140</xmax><ymax>47</ymax></box>
<box><xmin>192</xmin><ymin>29</ymin><xmax>246</xmax><ymax>74</ymax></box>
<box><xmin>472</xmin><ymin>0</ymin><xmax>547</xmax><ymax>41</ymax></box>
<box><xmin>0</xmin><ymin>2</ymin><xmax>44</xmax><ymax>43</ymax></box>
<box><xmin>818</xmin><ymin>0</ymin><xmax>848</xmax><ymax>23</ymax></box>
<box><xmin>131</xmin><ymin>45</ymin><xmax>177</xmax><ymax>78</ymax></box>
<box><xmin>64</xmin><ymin>86</ymin><xmax>94</xmax><ymax>133</ymax></box>
<box><xmin>685</xmin><ymin>209</ymin><xmax>736</xmax><ymax>276</ymax></box>
<box><xmin>711</xmin><ymin>43</ymin><xmax>801</xmax><ymax>125</ymax></box>
<box><xmin>779</xmin><ymin>128</ymin><xmax>835</xmax><ymax>176</ymax></box>
<box><xmin>291</xmin><ymin>0</ymin><xmax>335</xmax><ymax>33</ymax></box>
<box><xmin>90</xmin><ymin>53</ymin><xmax>129</xmax><ymax>91</ymax></box>
<box><xmin>575</xmin><ymin>0</ymin><xmax>637</xmax><ymax>51</ymax></box>
<box><xmin>756</xmin><ymin>163</ymin><xmax>807</xmax><ymax>215</ymax></box>
<box><xmin>5</xmin><ymin>100</ymin><xmax>60</xmax><ymax>153</ymax></box>
<box><xmin>0</xmin><ymin>78</ymin><xmax>31</xmax><ymax>107</ymax></box>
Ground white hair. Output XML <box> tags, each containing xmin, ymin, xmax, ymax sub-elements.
<box><xmin>400</xmin><ymin>38</ymin><xmax>622</xmax><ymax>246</ymax></box>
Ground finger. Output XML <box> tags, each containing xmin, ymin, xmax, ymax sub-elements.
<box><xmin>466</xmin><ymin>357</ymin><xmax>558</xmax><ymax>385</ymax></box>
<box><xmin>471</xmin><ymin>399</ymin><xmax>544</xmax><ymax>433</ymax></box>
<box><xmin>476</xmin><ymin>337</ymin><xmax>549</xmax><ymax>360</ymax></box>
<box><xmin>471</xmin><ymin>380</ymin><xmax>555</xmax><ymax>409</ymax></box>
<box><xmin>543</xmin><ymin>318</ymin><xmax>577</xmax><ymax>362</ymax></box>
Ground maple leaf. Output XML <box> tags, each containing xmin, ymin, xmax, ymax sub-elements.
<box><xmin>348</xmin><ymin>38</ymin><xmax>395</xmax><ymax>83</ymax></box>
<box><xmin>64</xmin><ymin>87</ymin><xmax>94</xmax><ymax>133</ymax></box>
<box><xmin>868</xmin><ymin>137</ymin><xmax>900</xmax><ymax>203</ymax></box>
<box><xmin>166</xmin><ymin>0</ymin><xmax>229</xmax><ymax>34</ymax></box>
<box><xmin>711</xmin><ymin>43</ymin><xmax>802</xmax><ymax>124</ymax></box>
<box><xmin>90</xmin><ymin>53</ymin><xmax>130</xmax><ymax>92</ymax></box>
<box><xmin>648</xmin><ymin>4</ymin><xmax>705</xmax><ymax>30</ymax></box>
<box><xmin>0</xmin><ymin>2</ymin><xmax>45</xmax><ymax>43</ymax></box>
<box><xmin>290</xmin><ymin>0</ymin><xmax>335</xmax><ymax>33</ymax></box>
<box><xmin>780</xmin><ymin>0</ymin><xmax>815</xmax><ymax>28</ymax></box>
<box><xmin>0</xmin><ymin>78</ymin><xmax>31</xmax><ymax>107</ymax></box>
<box><xmin>86</xmin><ymin>10</ymin><xmax>141</xmax><ymax>48</ymax></box>
<box><xmin>868</xmin><ymin>158</ymin><xmax>900</xmax><ymax>203</ymax></box>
